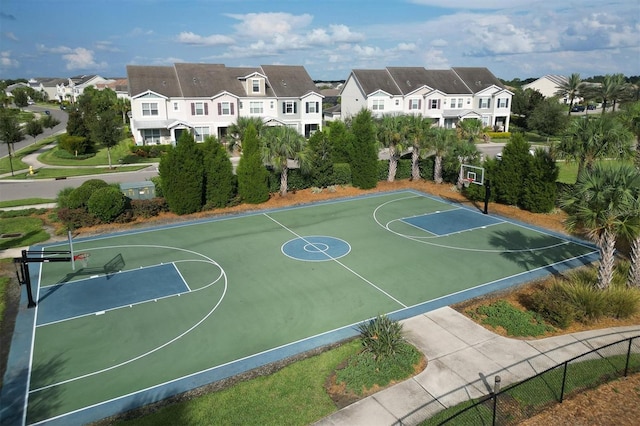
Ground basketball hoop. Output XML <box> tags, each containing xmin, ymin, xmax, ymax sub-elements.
<box><xmin>74</xmin><ymin>252</ymin><xmax>90</xmax><ymax>268</ymax></box>
<box><xmin>463</xmin><ymin>178</ymin><xmax>474</xmax><ymax>188</ymax></box>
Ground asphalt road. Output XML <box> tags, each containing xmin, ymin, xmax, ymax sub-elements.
<box><xmin>0</xmin><ymin>105</ymin><xmax>68</xmax><ymax>158</ymax></box>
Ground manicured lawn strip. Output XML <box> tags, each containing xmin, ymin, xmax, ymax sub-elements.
<box><xmin>0</xmin><ymin>198</ymin><xmax>55</xmax><ymax>208</ymax></box>
<box><xmin>556</xmin><ymin>161</ymin><xmax>579</xmax><ymax>184</ymax></box>
<box><xmin>0</xmin><ymin>216</ymin><xmax>50</xmax><ymax>250</ymax></box>
<box><xmin>37</xmin><ymin>139</ymin><xmax>158</xmax><ymax>167</ymax></box>
<box><xmin>0</xmin><ymin>137</ymin><xmax>59</xmax><ymax>175</ymax></box>
<box><xmin>1</xmin><ymin>165</ymin><xmax>149</xmax><ymax>180</ymax></box>
<box><xmin>121</xmin><ymin>340</ymin><xmax>361</xmax><ymax>426</ymax></box>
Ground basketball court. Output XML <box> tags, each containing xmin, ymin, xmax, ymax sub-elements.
<box><xmin>0</xmin><ymin>189</ymin><xmax>598</xmax><ymax>425</ymax></box>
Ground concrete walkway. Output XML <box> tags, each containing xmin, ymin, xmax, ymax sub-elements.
<box><xmin>315</xmin><ymin>307</ymin><xmax>640</xmax><ymax>425</ymax></box>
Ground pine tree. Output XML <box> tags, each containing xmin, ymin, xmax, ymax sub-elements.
<box><xmin>521</xmin><ymin>149</ymin><xmax>559</xmax><ymax>213</ymax></box>
<box><xmin>349</xmin><ymin>109</ymin><xmax>378</xmax><ymax>189</ymax></box>
<box><xmin>159</xmin><ymin>132</ymin><xmax>204</xmax><ymax>215</ymax></box>
<box><xmin>236</xmin><ymin>123</ymin><xmax>269</xmax><ymax>203</ymax></box>
<box><xmin>307</xmin><ymin>130</ymin><xmax>334</xmax><ymax>188</ymax></box>
<box><xmin>203</xmin><ymin>136</ymin><xmax>235</xmax><ymax>208</ymax></box>
<box><xmin>492</xmin><ymin>133</ymin><xmax>531</xmax><ymax>205</ymax></box>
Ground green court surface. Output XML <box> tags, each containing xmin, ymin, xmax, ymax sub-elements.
<box><xmin>1</xmin><ymin>190</ymin><xmax>598</xmax><ymax>425</ymax></box>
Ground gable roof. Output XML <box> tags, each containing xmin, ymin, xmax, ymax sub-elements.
<box><xmin>127</xmin><ymin>63</ymin><xmax>317</xmax><ymax>99</ymax></box>
<box><xmin>351</xmin><ymin>69</ymin><xmax>401</xmax><ymax>96</ymax></box>
<box><xmin>451</xmin><ymin>67</ymin><xmax>505</xmax><ymax>93</ymax></box>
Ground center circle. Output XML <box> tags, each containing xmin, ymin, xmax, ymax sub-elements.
<box><xmin>282</xmin><ymin>236</ymin><xmax>351</xmax><ymax>262</ymax></box>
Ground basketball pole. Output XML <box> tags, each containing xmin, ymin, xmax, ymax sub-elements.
<box><xmin>483</xmin><ymin>179</ymin><xmax>491</xmax><ymax>214</ymax></box>
<box><xmin>68</xmin><ymin>229</ymin><xmax>75</xmax><ymax>270</ymax></box>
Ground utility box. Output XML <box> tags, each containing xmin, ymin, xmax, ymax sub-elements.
<box><xmin>120</xmin><ymin>181</ymin><xmax>156</xmax><ymax>200</ymax></box>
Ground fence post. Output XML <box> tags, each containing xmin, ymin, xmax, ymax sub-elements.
<box><xmin>624</xmin><ymin>337</ymin><xmax>632</xmax><ymax>377</ymax></box>
<box><xmin>492</xmin><ymin>376</ymin><xmax>501</xmax><ymax>426</ymax></box>
<box><xmin>560</xmin><ymin>361</ymin><xmax>568</xmax><ymax>403</ymax></box>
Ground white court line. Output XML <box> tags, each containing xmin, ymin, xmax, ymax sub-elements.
<box><xmin>263</xmin><ymin>213</ymin><xmax>407</xmax><ymax>309</ymax></box>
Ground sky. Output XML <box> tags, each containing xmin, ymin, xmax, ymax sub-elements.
<box><xmin>0</xmin><ymin>0</ymin><xmax>638</xmax><ymax>82</ymax></box>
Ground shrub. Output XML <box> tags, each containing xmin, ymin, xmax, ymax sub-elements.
<box><xmin>332</xmin><ymin>163</ymin><xmax>351</xmax><ymax>185</ymax></box>
<box><xmin>530</xmin><ymin>282</ymin><xmax>576</xmax><ymax>329</ymax></box>
<box><xmin>56</xmin><ymin>187</ymin><xmax>76</xmax><ymax>209</ymax></box>
<box><xmin>56</xmin><ymin>208</ymin><xmax>100</xmax><ymax>229</ymax></box>
<box><xmin>604</xmin><ymin>286</ymin><xmax>640</xmax><ymax>319</ymax></box>
<box><xmin>472</xmin><ymin>300</ymin><xmax>554</xmax><ymax>337</ymax></box>
<box><xmin>564</xmin><ymin>282</ymin><xmax>608</xmax><ymax>322</ymax></box>
<box><xmin>357</xmin><ymin>314</ymin><xmax>404</xmax><ymax>361</ymax></box>
<box><xmin>66</xmin><ymin>179</ymin><xmax>109</xmax><ymax>209</ymax></box>
<box><xmin>87</xmin><ymin>186</ymin><xmax>127</xmax><ymax>222</ymax></box>
<box><xmin>131</xmin><ymin>198</ymin><xmax>169</xmax><ymax>218</ymax></box>
<box><xmin>57</xmin><ymin>134</ymin><xmax>93</xmax><ymax>156</ymax></box>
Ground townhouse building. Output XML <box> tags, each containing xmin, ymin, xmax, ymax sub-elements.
<box><xmin>340</xmin><ymin>67</ymin><xmax>512</xmax><ymax>132</ymax></box>
<box><xmin>126</xmin><ymin>63</ymin><xmax>323</xmax><ymax>146</ymax></box>
<box><xmin>56</xmin><ymin>74</ymin><xmax>116</xmax><ymax>103</ymax></box>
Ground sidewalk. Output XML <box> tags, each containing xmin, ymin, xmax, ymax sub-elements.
<box><xmin>315</xmin><ymin>307</ymin><xmax>640</xmax><ymax>425</ymax></box>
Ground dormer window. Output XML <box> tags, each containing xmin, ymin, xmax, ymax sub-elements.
<box><xmin>252</xmin><ymin>79</ymin><xmax>260</xmax><ymax>93</ymax></box>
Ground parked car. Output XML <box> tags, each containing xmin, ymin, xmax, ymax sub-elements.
<box><xmin>44</xmin><ymin>110</ymin><xmax>50</xmax><ymax>115</ymax></box>
<box><xmin>587</xmin><ymin>104</ymin><xmax>596</xmax><ymax>110</ymax></box>
<box><xmin>571</xmin><ymin>105</ymin><xmax>586</xmax><ymax>112</ymax></box>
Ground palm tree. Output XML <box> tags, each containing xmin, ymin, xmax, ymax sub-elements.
<box><xmin>261</xmin><ymin>126</ymin><xmax>307</xmax><ymax>196</ymax></box>
<box><xmin>582</xmin><ymin>74</ymin><xmax>627</xmax><ymax>114</ymax></box>
<box><xmin>560</xmin><ymin>163</ymin><xmax>640</xmax><ymax>290</ymax></box>
<box><xmin>457</xmin><ymin>118</ymin><xmax>483</xmax><ymax>143</ymax></box>
<box><xmin>376</xmin><ymin>114</ymin><xmax>406</xmax><ymax>182</ymax></box>
<box><xmin>555</xmin><ymin>115</ymin><xmax>633</xmax><ymax>178</ymax></box>
<box><xmin>627</xmin><ymin>194</ymin><xmax>640</xmax><ymax>288</ymax></box>
<box><xmin>555</xmin><ymin>73</ymin><xmax>582</xmax><ymax>115</ymax></box>
<box><xmin>429</xmin><ymin>127</ymin><xmax>457</xmax><ymax>184</ymax></box>
<box><xmin>402</xmin><ymin>114</ymin><xmax>432</xmax><ymax>181</ymax></box>
<box><xmin>227</xmin><ymin>117</ymin><xmax>265</xmax><ymax>153</ymax></box>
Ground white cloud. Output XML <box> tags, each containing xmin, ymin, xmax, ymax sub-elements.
<box><xmin>95</xmin><ymin>41</ymin><xmax>121</xmax><ymax>52</ymax></box>
<box><xmin>0</xmin><ymin>51</ymin><xmax>19</xmax><ymax>68</ymax></box>
<box><xmin>62</xmin><ymin>47</ymin><xmax>106</xmax><ymax>70</ymax></box>
<box><xmin>3</xmin><ymin>32</ymin><xmax>18</xmax><ymax>41</ymax></box>
<box><xmin>37</xmin><ymin>44</ymin><xmax>73</xmax><ymax>54</ymax></box>
<box><xmin>408</xmin><ymin>0</ymin><xmax>543</xmax><ymax>9</ymax></box>
<box><xmin>227</xmin><ymin>12</ymin><xmax>313</xmax><ymax>38</ymax></box>
<box><xmin>176</xmin><ymin>32</ymin><xmax>235</xmax><ymax>46</ymax></box>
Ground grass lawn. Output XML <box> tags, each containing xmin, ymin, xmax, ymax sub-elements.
<box><xmin>0</xmin><ymin>137</ymin><xmax>59</xmax><ymax>175</ymax></box>
<box><xmin>37</xmin><ymin>139</ymin><xmax>156</xmax><ymax>167</ymax></box>
<box><xmin>0</xmin><ymin>216</ymin><xmax>51</xmax><ymax>250</ymax></box>
<box><xmin>0</xmin><ymin>198</ymin><xmax>55</xmax><ymax>208</ymax></box>
<box><xmin>1</xmin><ymin>165</ymin><xmax>149</xmax><ymax>180</ymax></box>
<box><xmin>120</xmin><ymin>340</ymin><xmax>361</xmax><ymax>426</ymax></box>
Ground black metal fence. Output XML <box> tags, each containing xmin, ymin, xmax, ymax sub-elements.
<box><xmin>430</xmin><ymin>335</ymin><xmax>640</xmax><ymax>425</ymax></box>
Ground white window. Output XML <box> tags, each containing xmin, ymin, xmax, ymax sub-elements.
<box><xmin>395</xmin><ymin>99</ymin><xmax>400</xmax><ymax>106</ymax></box>
<box><xmin>497</xmin><ymin>98</ymin><xmax>509</xmax><ymax>108</ymax></box>
<box><xmin>142</xmin><ymin>129</ymin><xmax>161</xmax><ymax>144</ymax></box>
<box><xmin>457</xmin><ymin>98</ymin><xmax>463</xmax><ymax>108</ymax></box>
<box><xmin>270</xmin><ymin>101</ymin><xmax>274</xmax><ymax>109</ymax></box>
<box><xmin>173</xmin><ymin>102</ymin><xmax>179</xmax><ymax>112</ymax></box>
<box><xmin>219</xmin><ymin>102</ymin><xmax>232</xmax><ymax>115</ymax></box>
<box><xmin>252</xmin><ymin>79</ymin><xmax>260</xmax><ymax>93</ymax></box>
<box><xmin>409</xmin><ymin>99</ymin><xmax>421</xmax><ymax>110</ymax></box>
<box><xmin>142</xmin><ymin>102</ymin><xmax>158</xmax><ymax>116</ymax></box>
<box><xmin>192</xmin><ymin>102</ymin><xmax>208</xmax><ymax>116</ymax></box>
<box><xmin>479</xmin><ymin>98</ymin><xmax>491</xmax><ymax>109</ymax></box>
<box><xmin>372</xmin><ymin>99</ymin><xmax>385</xmax><ymax>111</ymax></box>
<box><xmin>250</xmin><ymin>101</ymin><xmax>263</xmax><ymax>114</ymax></box>
<box><xmin>194</xmin><ymin>126</ymin><xmax>210</xmax><ymax>142</ymax></box>
<box><xmin>429</xmin><ymin>99</ymin><xmax>440</xmax><ymax>109</ymax></box>
<box><xmin>482</xmin><ymin>116</ymin><xmax>491</xmax><ymax>127</ymax></box>
<box><xmin>283</xmin><ymin>101</ymin><xmax>297</xmax><ymax>114</ymax></box>
<box><xmin>306</xmin><ymin>101</ymin><xmax>319</xmax><ymax>113</ymax></box>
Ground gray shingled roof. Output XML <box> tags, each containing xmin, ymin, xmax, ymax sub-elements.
<box><xmin>421</xmin><ymin>69</ymin><xmax>472</xmax><ymax>95</ymax></box>
<box><xmin>386</xmin><ymin>67</ymin><xmax>433</xmax><ymax>94</ymax></box>
<box><xmin>452</xmin><ymin>67</ymin><xmax>505</xmax><ymax>93</ymax></box>
<box><xmin>173</xmin><ymin>63</ymin><xmax>241</xmax><ymax>98</ymax></box>
<box><xmin>260</xmin><ymin>65</ymin><xmax>318</xmax><ymax>98</ymax></box>
<box><xmin>352</xmin><ymin>69</ymin><xmax>402</xmax><ymax>96</ymax></box>
<box><xmin>127</xmin><ymin>65</ymin><xmax>181</xmax><ymax>97</ymax></box>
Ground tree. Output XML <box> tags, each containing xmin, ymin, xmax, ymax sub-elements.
<box><xmin>492</xmin><ymin>133</ymin><xmax>532</xmax><ymax>205</ymax></box>
<box><xmin>617</xmin><ymin>101</ymin><xmax>640</xmax><ymax>169</ymax></box>
<box><xmin>114</xmin><ymin>97</ymin><xmax>131</xmax><ymax>124</ymax></box>
<box><xmin>526</xmin><ymin>98</ymin><xmax>569</xmax><ymax>136</ymax></box>
<box><xmin>627</xmin><ymin>192</ymin><xmax>640</xmax><ymax>288</ymax></box>
<box><xmin>376</xmin><ymin>114</ymin><xmax>405</xmax><ymax>182</ymax></box>
<box><xmin>511</xmin><ymin>88</ymin><xmax>545</xmax><ymax>131</ymax></box>
<box><xmin>349</xmin><ymin>109</ymin><xmax>378</xmax><ymax>189</ymax></box>
<box><xmin>66</xmin><ymin>108</ymin><xmax>90</xmax><ymax>139</ymax></box>
<box><xmin>325</xmin><ymin>120</ymin><xmax>352</xmax><ymax>163</ymax></box>
<box><xmin>159</xmin><ymin>131</ymin><xmax>204</xmax><ymax>215</ymax></box>
<box><xmin>560</xmin><ymin>163</ymin><xmax>640</xmax><ymax>290</ymax></box>
<box><xmin>202</xmin><ymin>136</ymin><xmax>235</xmax><ymax>208</ymax></box>
<box><xmin>262</xmin><ymin>126</ymin><xmax>308</xmax><ymax>196</ymax></box>
<box><xmin>307</xmin><ymin>129</ymin><xmax>334</xmax><ymax>188</ymax></box>
<box><xmin>581</xmin><ymin>74</ymin><xmax>628</xmax><ymax>113</ymax></box>
<box><xmin>457</xmin><ymin>118</ymin><xmax>483</xmax><ymax>143</ymax></box>
<box><xmin>520</xmin><ymin>149</ymin><xmax>559</xmax><ymax>213</ymax></box>
<box><xmin>41</xmin><ymin>114</ymin><xmax>60</xmax><ymax>129</ymax></box>
<box><xmin>0</xmin><ymin>109</ymin><xmax>24</xmax><ymax>176</ymax></box>
<box><xmin>402</xmin><ymin>114</ymin><xmax>431</xmax><ymax>181</ymax></box>
<box><xmin>226</xmin><ymin>116</ymin><xmax>265</xmax><ymax>153</ymax></box>
<box><xmin>236</xmin><ymin>123</ymin><xmax>269</xmax><ymax>203</ymax></box>
<box><xmin>89</xmin><ymin>109</ymin><xmax>122</xmax><ymax>169</ymax></box>
<box><xmin>25</xmin><ymin>119</ymin><xmax>43</xmax><ymax>143</ymax></box>
<box><xmin>12</xmin><ymin>88</ymin><xmax>29</xmax><ymax>109</ymax></box>
<box><xmin>87</xmin><ymin>186</ymin><xmax>126</xmax><ymax>222</ymax></box>
<box><xmin>428</xmin><ymin>127</ymin><xmax>457</xmax><ymax>184</ymax></box>
<box><xmin>555</xmin><ymin>115</ymin><xmax>633</xmax><ymax>178</ymax></box>
<box><xmin>555</xmin><ymin>73</ymin><xmax>582</xmax><ymax>115</ymax></box>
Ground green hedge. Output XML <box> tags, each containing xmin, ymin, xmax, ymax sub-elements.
<box><xmin>486</xmin><ymin>131</ymin><xmax>511</xmax><ymax>140</ymax></box>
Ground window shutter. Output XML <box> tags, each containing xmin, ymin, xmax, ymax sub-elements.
<box><xmin>306</xmin><ymin>102</ymin><xmax>309</xmax><ymax>113</ymax></box>
<box><xmin>488</xmin><ymin>99</ymin><xmax>491</xmax><ymax>108</ymax></box>
<box><xmin>191</xmin><ymin>103</ymin><xmax>195</xmax><ymax>115</ymax></box>
<box><xmin>316</xmin><ymin>102</ymin><xmax>319</xmax><ymax>112</ymax></box>
<box><xmin>505</xmin><ymin>99</ymin><xmax>509</xmax><ymax>108</ymax></box>
<box><xmin>218</xmin><ymin>103</ymin><xmax>221</xmax><ymax>115</ymax></box>
<box><xmin>418</xmin><ymin>99</ymin><xmax>421</xmax><ymax>109</ymax></box>
<box><xmin>478</xmin><ymin>99</ymin><xmax>482</xmax><ymax>108</ymax></box>
<box><xmin>437</xmin><ymin>99</ymin><xmax>441</xmax><ymax>109</ymax></box>
<box><xmin>231</xmin><ymin>103</ymin><xmax>234</xmax><ymax>115</ymax></box>
<box><xmin>282</xmin><ymin>103</ymin><xmax>286</xmax><ymax>114</ymax></box>
<box><xmin>204</xmin><ymin>103</ymin><xmax>208</xmax><ymax>115</ymax></box>
<box><xmin>293</xmin><ymin>102</ymin><xmax>297</xmax><ymax>114</ymax></box>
